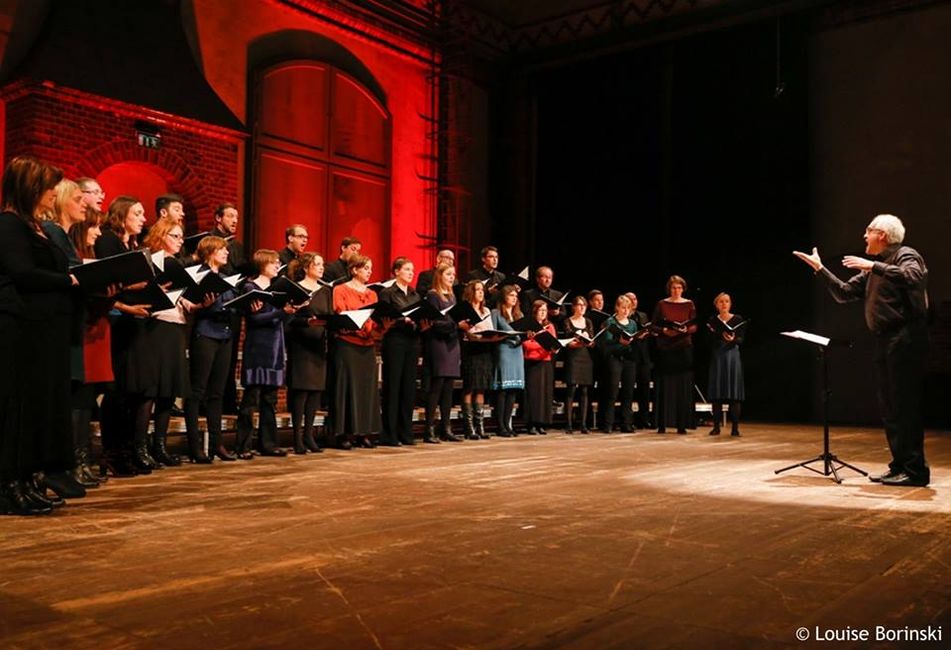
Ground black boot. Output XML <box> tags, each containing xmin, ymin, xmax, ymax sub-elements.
<box><xmin>293</xmin><ymin>425</ymin><xmax>308</xmax><ymax>455</ymax></box>
<box><xmin>423</xmin><ymin>424</ymin><xmax>439</xmax><ymax>444</ymax></box>
<box><xmin>133</xmin><ymin>445</ymin><xmax>159</xmax><ymax>472</ymax></box>
<box><xmin>40</xmin><ymin>471</ymin><xmax>87</xmax><ymax>499</ymax></box>
<box><xmin>462</xmin><ymin>404</ymin><xmax>478</xmax><ymax>440</ymax></box>
<box><xmin>1</xmin><ymin>480</ymin><xmax>53</xmax><ymax>516</ymax></box>
<box><xmin>729</xmin><ymin>401</ymin><xmax>742</xmax><ymax>437</ymax></box>
<box><xmin>709</xmin><ymin>402</ymin><xmax>722</xmax><ymax>436</ymax></box>
<box><xmin>441</xmin><ymin>420</ymin><xmax>462</xmax><ymax>442</ymax></box>
<box><xmin>27</xmin><ymin>475</ymin><xmax>64</xmax><ymax>508</ymax></box>
<box><xmin>101</xmin><ymin>447</ymin><xmax>143</xmax><ymax>476</ymax></box>
<box><xmin>186</xmin><ymin>429</ymin><xmax>212</xmax><ymax>464</ymax></box>
<box><xmin>565</xmin><ymin>397</ymin><xmax>574</xmax><ymax>434</ymax></box>
<box><xmin>70</xmin><ymin>410</ymin><xmax>101</xmax><ymax>487</ymax></box>
<box><xmin>474</xmin><ymin>405</ymin><xmax>489</xmax><ymax>439</ymax></box>
<box><xmin>151</xmin><ymin>433</ymin><xmax>182</xmax><ymax>467</ymax></box>
<box><xmin>76</xmin><ymin>444</ymin><xmax>105</xmax><ymax>485</ymax></box>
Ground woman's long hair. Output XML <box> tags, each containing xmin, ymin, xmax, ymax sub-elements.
<box><xmin>1</xmin><ymin>155</ymin><xmax>63</xmax><ymax>230</ymax></box>
<box><xmin>69</xmin><ymin>209</ymin><xmax>104</xmax><ymax>260</ymax></box>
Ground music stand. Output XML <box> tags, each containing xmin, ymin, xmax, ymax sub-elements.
<box><xmin>774</xmin><ymin>330</ymin><xmax>867</xmax><ymax>484</ymax></box>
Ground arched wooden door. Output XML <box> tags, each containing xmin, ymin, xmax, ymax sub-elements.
<box><xmin>248</xmin><ymin>60</ymin><xmax>391</xmax><ymax>267</ymax></box>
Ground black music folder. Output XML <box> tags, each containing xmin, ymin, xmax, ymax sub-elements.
<box><xmin>71</xmin><ymin>250</ymin><xmax>154</xmax><ymax>294</ymax></box>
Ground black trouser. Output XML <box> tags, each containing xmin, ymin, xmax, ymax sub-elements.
<box><xmin>221</xmin><ymin>313</ymin><xmax>242</xmax><ymax>414</ymax></box>
<box><xmin>602</xmin><ymin>356</ymin><xmax>636</xmax><ymax>430</ymax></box>
<box><xmin>290</xmin><ymin>389</ymin><xmax>321</xmax><ymax>444</ymax></box>
<box><xmin>382</xmin><ymin>335</ymin><xmax>418</xmax><ymax>444</ymax></box>
<box><xmin>185</xmin><ymin>335</ymin><xmax>233</xmax><ymax>453</ymax></box>
<box><xmin>711</xmin><ymin>401</ymin><xmax>741</xmax><ymax>429</ymax></box>
<box><xmin>236</xmin><ymin>385</ymin><xmax>278</xmax><ymax>452</ymax></box>
<box><xmin>634</xmin><ymin>363</ymin><xmax>653</xmax><ymax>427</ymax></box>
<box><xmin>875</xmin><ymin>323</ymin><xmax>929</xmax><ymax>481</ymax></box>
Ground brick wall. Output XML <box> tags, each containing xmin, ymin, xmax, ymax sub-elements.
<box><xmin>2</xmin><ymin>82</ymin><xmax>243</xmax><ymax>232</ymax></box>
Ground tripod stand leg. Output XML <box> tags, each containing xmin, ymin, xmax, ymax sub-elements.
<box><xmin>775</xmin><ymin>455</ymin><xmax>824</xmax><ymax>475</ymax></box>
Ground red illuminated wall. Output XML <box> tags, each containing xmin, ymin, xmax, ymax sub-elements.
<box><xmin>1</xmin><ymin>82</ymin><xmax>242</xmax><ymax>231</ymax></box>
<box><xmin>190</xmin><ymin>0</ymin><xmax>437</xmax><ymax>271</ymax></box>
<box><xmin>250</xmin><ymin>62</ymin><xmax>390</xmax><ymax>265</ymax></box>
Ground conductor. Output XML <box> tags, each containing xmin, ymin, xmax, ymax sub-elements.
<box><xmin>793</xmin><ymin>214</ymin><xmax>929</xmax><ymax>487</ymax></box>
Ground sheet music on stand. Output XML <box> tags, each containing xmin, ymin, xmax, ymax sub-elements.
<box><xmin>781</xmin><ymin>330</ymin><xmax>830</xmax><ymax>347</ymax></box>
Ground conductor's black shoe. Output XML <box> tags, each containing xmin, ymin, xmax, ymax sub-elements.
<box><xmin>880</xmin><ymin>473</ymin><xmax>929</xmax><ymax>487</ymax></box>
<box><xmin>868</xmin><ymin>470</ymin><xmax>901</xmax><ymax>483</ymax></box>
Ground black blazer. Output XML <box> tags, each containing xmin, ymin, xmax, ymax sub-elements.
<box><xmin>0</xmin><ymin>212</ymin><xmax>73</xmax><ymax>321</ymax></box>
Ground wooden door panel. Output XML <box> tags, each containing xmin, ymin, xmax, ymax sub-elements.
<box><xmin>254</xmin><ymin>151</ymin><xmax>327</xmax><ymax>254</ymax></box>
<box><xmin>328</xmin><ymin>170</ymin><xmax>388</xmax><ymax>273</ymax></box>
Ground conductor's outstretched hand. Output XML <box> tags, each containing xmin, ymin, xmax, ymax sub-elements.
<box><xmin>792</xmin><ymin>247</ymin><xmax>823</xmax><ymax>272</ymax></box>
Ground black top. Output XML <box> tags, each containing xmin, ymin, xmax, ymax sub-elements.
<box><xmin>415</xmin><ymin>268</ymin><xmax>436</xmax><ymax>296</ymax></box>
<box><xmin>323</xmin><ymin>257</ymin><xmax>349</xmax><ymax>283</ymax></box>
<box><xmin>0</xmin><ymin>212</ymin><xmax>73</xmax><ymax>321</ymax></box>
<box><xmin>819</xmin><ymin>243</ymin><xmax>928</xmax><ymax>336</ymax></box>
<box><xmin>378</xmin><ymin>283</ymin><xmax>421</xmax><ymax>339</ymax></box>
<box><xmin>210</xmin><ymin>227</ymin><xmax>248</xmax><ymax>276</ymax></box>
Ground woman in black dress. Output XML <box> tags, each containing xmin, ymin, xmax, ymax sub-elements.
<box><xmin>0</xmin><ymin>156</ymin><xmax>80</xmax><ymax>514</ymax></box>
<box><xmin>422</xmin><ymin>263</ymin><xmax>463</xmax><ymax>443</ymax></box>
<box><xmin>95</xmin><ymin>196</ymin><xmax>155</xmax><ymax>474</ymax></box>
<box><xmin>560</xmin><ymin>296</ymin><xmax>595</xmax><ymax>433</ymax></box>
<box><xmin>706</xmin><ymin>292</ymin><xmax>746</xmax><ymax>436</ymax></box>
<box><xmin>378</xmin><ymin>257</ymin><xmax>421</xmax><ymax>446</ymax></box>
<box><xmin>285</xmin><ymin>252</ymin><xmax>332</xmax><ymax>453</ymax></box>
<box><xmin>652</xmin><ymin>275</ymin><xmax>698</xmax><ymax>434</ymax></box>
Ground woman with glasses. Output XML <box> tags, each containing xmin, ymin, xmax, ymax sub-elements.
<box><xmin>137</xmin><ymin>218</ymin><xmax>199</xmax><ymax>466</ymax></box>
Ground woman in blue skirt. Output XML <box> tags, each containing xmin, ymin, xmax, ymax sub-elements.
<box><xmin>706</xmin><ymin>292</ymin><xmax>746</xmax><ymax>437</ymax></box>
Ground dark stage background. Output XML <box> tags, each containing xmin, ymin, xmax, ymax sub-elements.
<box><xmin>533</xmin><ymin>18</ymin><xmax>814</xmax><ymax>423</ymax></box>
<box><xmin>486</xmin><ymin>4</ymin><xmax>951</xmax><ymax>427</ymax></box>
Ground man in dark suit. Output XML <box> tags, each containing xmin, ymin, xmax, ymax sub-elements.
<box><xmin>467</xmin><ymin>245</ymin><xmax>505</xmax><ymax>307</ymax></box>
<box><xmin>211</xmin><ymin>203</ymin><xmax>246</xmax><ymax>276</ymax></box>
<box><xmin>279</xmin><ymin>224</ymin><xmax>309</xmax><ymax>268</ymax></box>
<box><xmin>521</xmin><ymin>266</ymin><xmax>564</xmax><ymax>321</ymax></box>
<box><xmin>323</xmin><ymin>236</ymin><xmax>362</xmax><ymax>283</ymax></box>
<box><xmin>416</xmin><ymin>248</ymin><xmax>455</xmax><ymax>295</ymax></box>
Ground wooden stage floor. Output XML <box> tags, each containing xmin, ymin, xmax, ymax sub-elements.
<box><xmin>1</xmin><ymin>423</ymin><xmax>949</xmax><ymax>649</ymax></box>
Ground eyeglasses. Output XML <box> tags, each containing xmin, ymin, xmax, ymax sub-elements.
<box><xmin>82</xmin><ymin>189</ymin><xmax>106</xmax><ymax>197</ymax></box>
<box><xmin>292</xmin><ymin>234</ymin><xmax>309</xmax><ymax>240</ymax></box>
<box><xmin>865</xmin><ymin>227</ymin><xmax>885</xmax><ymax>235</ymax></box>
<box><xmin>167</xmin><ymin>233</ymin><xmax>184</xmax><ymax>240</ymax></box>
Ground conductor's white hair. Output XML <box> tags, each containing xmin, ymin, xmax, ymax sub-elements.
<box><xmin>869</xmin><ymin>214</ymin><xmax>905</xmax><ymax>244</ymax></box>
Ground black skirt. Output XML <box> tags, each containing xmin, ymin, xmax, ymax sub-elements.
<box><xmin>563</xmin><ymin>347</ymin><xmax>594</xmax><ymax>386</ymax></box>
<box><xmin>462</xmin><ymin>342</ymin><xmax>495</xmax><ymax>391</ymax></box>
<box><xmin>125</xmin><ymin>319</ymin><xmax>190</xmax><ymax>398</ymax></box>
<box><xmin>656</xmin><ymin>347</ymin><xmax>694</xmax><ymax>430</ymax></box>
<box><xmin>524</xmin><ymin>359</ymin><xmax>553</xmax><ymax>424</ymax></box>
<box><xmin>331</xmin><ymin>340</ymin><xmax>382</xmax><ymax>436</ymax></box>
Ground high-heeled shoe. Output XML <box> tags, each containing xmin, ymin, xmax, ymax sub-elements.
<box><xmin>214</xmin><ymin>445</ymin><xmax>238</xmax><ymax>461</ymax></box>
<box><xmin>188</xmin><ymin>454</ymin><xmax>213</xmax><ymax>464</ymax></box>
<box><xmin>26</xmin><ymin>476</ymin><xmax>64</xmax><ymax>508</ymax></box>
<box><xmin>357</xmin><ymin>436</ymin><xmax>376</xmax><ymax>449</ymax></box>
